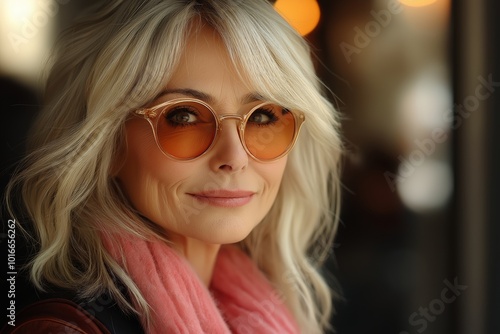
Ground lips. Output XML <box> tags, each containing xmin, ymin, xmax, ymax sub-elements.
<box><xmin>187</xmin><ymin>190</ymin><xmax>255</xmax><ymax>207</ymax></box>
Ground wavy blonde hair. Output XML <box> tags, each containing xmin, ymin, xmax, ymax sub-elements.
<box><xmin>6</xmin><ymin>0</ymin><xmax>342</xmax><ymax>332</ymax></box>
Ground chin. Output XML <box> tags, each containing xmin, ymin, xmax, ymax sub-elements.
<box><xmin>191</xmin><ymin>217</ymin><xmax>259</xmax><ymax>245</ymax></box>
<box><xmin>205</xmin><ymin>228</ymin><xmax>254</xmax><ymax>245</ymax></box>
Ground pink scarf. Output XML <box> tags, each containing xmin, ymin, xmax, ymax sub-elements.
<box><xmin>103</xmin><ymin>233</ymin><xmax>299</xmax><ymax>333</ymax></box>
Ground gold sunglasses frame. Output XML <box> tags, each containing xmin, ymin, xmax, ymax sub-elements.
<box><xmin>134</xmin><ymin>98</ymin><xmax>305</xmax><ymax>162</ymax></box>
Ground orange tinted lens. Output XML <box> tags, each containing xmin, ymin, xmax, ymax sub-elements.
<box><xmin>244</xmin><ymin>104</ymin><xmax>296</xmax><ymax>160</ymax></box>
<box><xmin>156</xmin><ymin>101</ymin><xmax>216</xmax><ymax>159</ymax></box>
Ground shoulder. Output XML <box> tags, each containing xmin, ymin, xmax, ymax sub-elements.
<box><xmin>0</xmin><ymin>276</ymin><xmax>144</xmax><ymax>334</ymax></box>
<box><xmin>0</xmin><ymin>230</ymin><xmax>143</xmax><ymax>334</ymax></box>
<box><xmin>1</xmin><ymin>298</ymin><xmax>109</xmax><ymax>334</ymax></box>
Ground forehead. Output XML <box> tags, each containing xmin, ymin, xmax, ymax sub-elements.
<box><xmin>165</xmin><ymin>24</ymin><xmax>254</xmax><ymax>104</ymax></box>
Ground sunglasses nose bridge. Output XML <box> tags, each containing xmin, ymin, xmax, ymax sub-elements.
<box><xmin>218</xmin><ymin>114</ymin><xmax>244</xmax><ymax>122</ymax></box>
<box><xmin>217</xmin><ymin>114</ymin><xmax>246</xmax><ymax>131</ymax></box>
<box><xmin>214</xmin><ymin>113</ymin><xmax>247</xmax><ymax>147</ymax></box>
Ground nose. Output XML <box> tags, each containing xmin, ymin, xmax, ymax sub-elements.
<box><xmin>209</xmin><ymin>119</ymin><xmax>248</xmax><ymax>172</ymax></box>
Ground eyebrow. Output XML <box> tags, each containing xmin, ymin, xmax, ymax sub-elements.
<box><xmin>155</xmin><ymin>88</ymin><xmax>264</xmax><ymax>105</ymax></box>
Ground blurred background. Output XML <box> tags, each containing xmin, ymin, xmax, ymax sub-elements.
<box><xmin>0</xmin><ymin>0</ymin><xmax>498</xmax><ymax>333</ymax></box>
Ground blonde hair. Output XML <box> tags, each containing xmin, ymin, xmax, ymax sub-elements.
<box><xmin>6</xmin><ymin>0</ymin><xmax>342</xmax><ymax>332</ymax></box>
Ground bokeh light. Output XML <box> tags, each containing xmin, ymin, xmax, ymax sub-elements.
<box><xmin>274</xmin><ymin>0</ymin><xmax>321</xmax><ymax>36</ymax></box>
<box><xmin>0</xmin><ymin>0</ymin><xmax>54</xmax><ymax>86</ymax></box>
<box><xmin>399</xmin><ymin>0</ymin><xmax>438</xmax><ymax>7</ymax></box>
<box><xmin>397</xmin><ymin>159</ymin><xmax>453</xmax><ymax>213</ymax></box>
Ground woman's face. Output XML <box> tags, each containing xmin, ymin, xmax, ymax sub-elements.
<box><xmin>115</xmin><ymin>26</ymin><xmax>288</xmax><ymax>244</ymax></box>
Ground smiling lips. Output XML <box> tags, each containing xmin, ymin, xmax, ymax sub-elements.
<box><xmin>188</xmin><ymin>190</ymin><xmax>255</xmax><ymax>207</ymax></box>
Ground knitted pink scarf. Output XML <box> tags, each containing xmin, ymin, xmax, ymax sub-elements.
<box><xmin>103</xmin><ymin>233</ymin><xmax>299</xmax><ymax>333</ymax></box>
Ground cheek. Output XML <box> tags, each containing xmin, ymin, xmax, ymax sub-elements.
<box><xmin>116</xmin><ymin>120</ymin><xmax>163</xmax><ymax>189</ymax></box>
<box><xmin>115</xmin><ymin>120</ymin><xmax>193</xmax><ymax>218</ymax></box>
<box><xmin>258</xmin><ymin>157</ymin><xmax>288</xmax><ymax>196</ymax></box>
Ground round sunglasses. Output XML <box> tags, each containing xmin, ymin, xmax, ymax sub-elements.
<box><xmin>134</xmin><ymin>98</ymin><xmax>305</xmax><ymax>162</ymax></box>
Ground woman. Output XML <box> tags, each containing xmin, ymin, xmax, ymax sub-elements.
<box><xmin>4</xmin><ymin>0</ymin><xmax>342</xmax><ymax>333</ymax></box>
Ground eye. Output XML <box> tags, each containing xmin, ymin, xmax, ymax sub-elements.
<box><xmin>165</xmin><ymin>106</ymin><xmax>199</xmax><ymax>126</ymax></box>
<box><xmin>248</xmin><ymin>107</ymin><xmax>279</xmax><ymax>125</ymax></box>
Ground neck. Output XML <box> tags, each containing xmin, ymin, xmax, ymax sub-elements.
<box><xmin>169</xmin><ymin>235</ymin><xmax>221</xmax><ymax>286</ymax></box>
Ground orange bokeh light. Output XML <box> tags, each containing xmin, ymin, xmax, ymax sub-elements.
<box><xmin>399</xmin><ymin>0</ymin><xmax>438</xmax><ymax>7</ymax></box>
<box><xmin>274</xmin><ymin>0</ymin><xmax>321</xmax><ymax>36</ymax></box>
